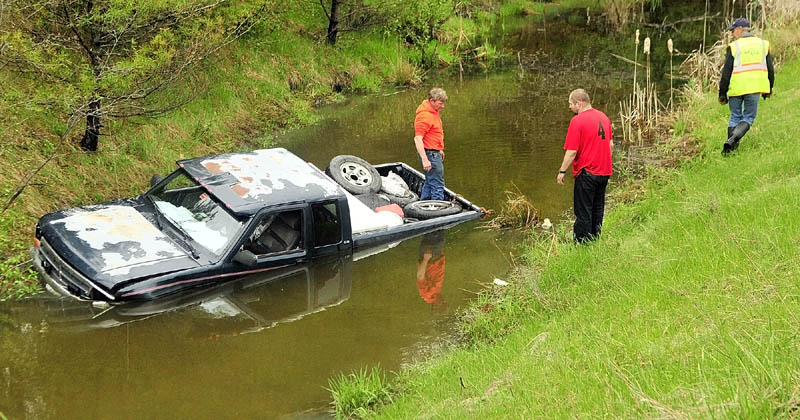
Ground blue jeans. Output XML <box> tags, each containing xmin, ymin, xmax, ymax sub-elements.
<box><xmin>728</xmin><ymin>93</ymin><xmax>760</xmax><ymax>126</ymax></box>
<box><xmin>420</xmin><ymin>150</ymin><xmax>445</xmax><ymax>200</ymax></box>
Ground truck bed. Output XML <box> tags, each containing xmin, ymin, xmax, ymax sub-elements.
<box><xmin>350</xmin><ymin>162</ymin><xmax>484</xmax><ymax>249</ymax></box>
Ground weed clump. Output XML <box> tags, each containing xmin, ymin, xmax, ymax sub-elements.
<box><xmin>481</xmin><ymin>186</ymin><xmax>541</xmax><ymax>230</ymax></box>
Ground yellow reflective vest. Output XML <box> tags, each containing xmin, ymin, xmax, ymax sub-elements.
<box><xmin>727</xmin><ymin>36</ymin><xmax>771</xmax><ymax>97</ymax></box>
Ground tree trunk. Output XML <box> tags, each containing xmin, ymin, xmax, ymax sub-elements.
<box><xmin>80</xmin><ymin>98</ymin><xmax>101</xmax><ymax>152</ymax></box>
<box><xmin>326</xmin><ymin>0</ymin><xmax>340</xmax><ymax>45</ymax></box>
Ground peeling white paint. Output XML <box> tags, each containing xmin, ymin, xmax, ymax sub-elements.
<box><xmin>54</xmin><ymin>205</ymin><xmax>183</xmax><ymax>275</ymax></box>
<box><xmin>201</xmin><ymin>149</ymin><xmax>340</xmax><ymax>200</ymax></box>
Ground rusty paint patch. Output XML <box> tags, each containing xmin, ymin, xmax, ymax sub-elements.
<box><xmin>203</xmin><ymin>161</ymin><xmax>224</xmax><ymax>174</ymax></box>
<box><xmin>199</xmin><ymin>149</ymin><xmax>341</xmax><ymax>201</ymax></box>
<box><xmin>231</xmin><ymin>184</ymin><xmax>249</xmax><ymax>197</ymax></box>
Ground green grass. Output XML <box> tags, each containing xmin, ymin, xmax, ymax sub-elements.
<box><xmin>328</xmin><ymin>366</ymin><xmax>393</xmax><ymax>419</ymax></box>
<box><xmin>338</xmin><ymin>56</ymin><xmax>800</xmax><ymax>419</ymax></box>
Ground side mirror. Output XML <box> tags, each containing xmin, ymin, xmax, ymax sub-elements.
<box><xmin>150</xmin><ymin>174</ymin><xmax>163</xmax><ymax>188</ymax></box>
<box><xmin>233</xmin><ymin>248</ymin><xmax>258</xmax><ymax>267</ymax></box>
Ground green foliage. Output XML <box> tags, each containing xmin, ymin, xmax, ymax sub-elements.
<box><xmin>328</xmin><ymin>366</ymin><xmax>393</xmax><ymax>419</ymax></box>
<box><xmin>350</xmin><ymin>73</ymin><xmax>381</xmax><ymax>92</ymax></box>
<box><xmin>0</xmin><ymin>0</ymin><xmax>274</xmax><ymax>146</ymax></box>
<box><xmin>390</xmin><ymin>0</ymin><xmax>455</xmax><ymax>66</ymax></box>
<box><xmin>0</xmin><ymin>253</ymin><xmax>40</xmax><ymax>301</ymax></box>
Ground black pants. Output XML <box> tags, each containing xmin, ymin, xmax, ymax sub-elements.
<box><xmin>573</xmin><ymin>170</ymin><xmax>610</xmax><ymax>243</ymax></box>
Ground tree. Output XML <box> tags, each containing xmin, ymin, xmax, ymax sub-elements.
<box><xmin>0</xmin><ymin>0</ymin><xmax>272</xmax><ymax>151</ymax></box>
<box><xmin>318</xmin><ymin>0</ymin><xmax>395</xmax><ymax>45</ymax></box>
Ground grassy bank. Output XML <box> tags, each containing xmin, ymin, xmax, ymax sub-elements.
<box><xmin>332</xmin><ymin>47</ymin><xmax>800</xmax><ymax>420</ymax></box>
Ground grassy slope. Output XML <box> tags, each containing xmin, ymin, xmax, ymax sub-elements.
<box><xmin>369</xmin><ymin>59</ymin><xmax>800</xmax><ymax>418</ymax></box>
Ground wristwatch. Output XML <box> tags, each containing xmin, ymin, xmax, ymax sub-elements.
<box><xmin>558</xmin><ymin>170</ymin><xmax>566</xmax><ymax>174</ymax></box>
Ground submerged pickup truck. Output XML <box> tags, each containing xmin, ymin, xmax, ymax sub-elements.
<box><xmin>31</xmin><ymin>148</ymin><xmax>483</xmax><ymax>303</ymax></box>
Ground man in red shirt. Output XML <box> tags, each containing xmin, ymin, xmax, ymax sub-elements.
<box><xmin>557</xmin><ymin>89</ymin><xmax>614</xmax><ymax>243</ymax></box>
<box><xmin>414</xmin><ymin>88</ymin><xmax>447</xmax><ymax>200</ymax></box>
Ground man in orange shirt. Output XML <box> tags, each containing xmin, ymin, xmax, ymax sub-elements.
<box><xmin>414</xmin><ymin>88</ymin><xmax>447</xmax><ymax>200</ymax></box>
<box><xmin>416</xmin><ymin>231</ymin><xmax>446</xmax><ymax>305</ymax></box>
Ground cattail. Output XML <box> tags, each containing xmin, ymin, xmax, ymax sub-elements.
<box><xmin>644</xmin><ymin>37</ymin><xmax>651</xmax><ymax>100</ymax></box>
<box><xmin>633</xmin><ymin>30</ymin><xmax>640</xmax><ymax>91</ymax></box>
<box><xmin>668</xmin><ymin>39</ymin><xmax>674</xmax><ymax>109</ymax></box>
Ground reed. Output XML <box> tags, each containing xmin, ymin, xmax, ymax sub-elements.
<box><xmin>667</xmin><ymin>38</ymin><xmax>674</xmax><ymax>110</ymax></box>
<box><xmin>633</xmin><ymin>29</ymin><xmax>640</xmax><ymax>90</ymax></box>
<box><xmin>680</xmin><ymin>38</ymin><xmax>725</xmax><ymax>89</ymax></box>
<box><xmin>619</xmin><ymin>82</ymin><xmax>662</xmax><ymax>146</ymax></box>
<box><xmin>619</xmin><ymin>31</ymin><xmax>662</xmax><ymax>146</ymax></box>
<box><xmin>643</xmin><ymin>36</ymin><xmax>651</xmax><ymax>87</ymax></box>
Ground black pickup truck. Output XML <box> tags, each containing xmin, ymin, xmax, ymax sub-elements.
<box><xmin>31</xmin><ymin>148</ymin><xmax>483</xmax><ymax>303</ymax></box>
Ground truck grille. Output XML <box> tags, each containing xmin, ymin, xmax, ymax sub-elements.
<box><xmin>38</xmin><ymin>238</ymin><xmax>94</xmax><ymax>298</ymax></box>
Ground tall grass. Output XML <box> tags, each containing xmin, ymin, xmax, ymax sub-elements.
<box><xmin>328</xmin><ymin>366</ymin><xmax>393</xmax><ymax>419</ymax></box>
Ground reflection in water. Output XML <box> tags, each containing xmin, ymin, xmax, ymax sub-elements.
<box><xmin>0</xmin><ymin>226</ymin><xmax>512</xmax><ymax>419</ymax></box>
<box><xmin>45</xmin><ymin>255</ymin><xmax>352</xmax><ymax>334</ymax></box>
<box><xmin>416</xmin><ymin>230</ymin><xmax>447</xmax><ymax>311</ymax></box>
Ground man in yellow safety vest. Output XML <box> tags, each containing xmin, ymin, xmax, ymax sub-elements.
<box><xmin>718</xmin><ymin>17</ymin><xmax>774</xmax><ymax>154</ymax></box>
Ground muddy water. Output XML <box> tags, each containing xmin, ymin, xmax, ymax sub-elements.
<box><xmin>0</xmin><ymin>29</ymin><xmax>627</xmax><ymax>420</ymax></box>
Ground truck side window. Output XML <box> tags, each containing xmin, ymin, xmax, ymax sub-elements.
<box><xmin>312</xmin><ymin>202</ymin><xmax>341</xmax><ymax>247</ymax></box>
<box><xmin>245</xmin><ymin>210</ymin><xmax>303</xmax><ymax>255</ymax></box>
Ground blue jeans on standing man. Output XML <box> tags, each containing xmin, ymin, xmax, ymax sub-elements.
<box><xmin>728</xmin><ymin>93</ymin><xmax>760</xmax><ymax>127</ymax></box>
<box><xmin>420</xmin><ymin>150</ymin><xmax>445</xmax><ymax>200</ymax></box>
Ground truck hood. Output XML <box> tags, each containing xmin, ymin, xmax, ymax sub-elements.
<box><xmin>38</xmin><ymin>200</ymin><xmax>199</xmax><ymax>290</ymax></box>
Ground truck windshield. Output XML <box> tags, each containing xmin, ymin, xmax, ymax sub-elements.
<box><xmin>147</xmin><ymin>171</ymin><xmax>244</xmax><ymax>257</ymax></box>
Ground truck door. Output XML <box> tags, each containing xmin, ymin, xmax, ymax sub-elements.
<box><xmin>310</xmin><ymin>200</ymin><xmax>350</xmax><ymax>257</ymax></box>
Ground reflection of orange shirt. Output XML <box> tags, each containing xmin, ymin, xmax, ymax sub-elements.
<box><xmin>414</xmin><ymin>100</ymin><xmax>444</xmax><ymax>150</ymax></box>
<box><xmin>417</xmin><ymin>256</ymin><xmax>445</xmax><ymax>303</ymax></box>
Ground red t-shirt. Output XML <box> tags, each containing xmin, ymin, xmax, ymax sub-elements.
<box><xmin>563</xmin><ymin>108</ymin><xmax>613</xmax><ymax>177</ymax></box>
<box><xmin>414</xmin><ymin>100</ymin><xmax>444</xmax><ymax>150</ymax></box>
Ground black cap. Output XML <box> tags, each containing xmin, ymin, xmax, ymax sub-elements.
<box><xmin>728</xmin><ymin>18</ymin><xmax>750</xmax><ymax>31</ymax></box>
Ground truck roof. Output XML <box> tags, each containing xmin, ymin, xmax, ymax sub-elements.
<box><xmin>179</xmin><ymin>148</ymin><xmax>346</xmax><ymax>216</ymax></box>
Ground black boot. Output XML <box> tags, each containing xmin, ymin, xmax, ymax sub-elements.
<box><xmin>731</xmin><ymin>122</ymin><xmax>750</xmax><ymax>151</ymax></box>
<box><xmin>723</xmin><ymin>126</ymin><xmax>735</xmax><ymax>154</ymax></box>
<box><xmin>723</xmin><ymin>122</ymin><xmax>750</xmax><ymax>154</ymax></box>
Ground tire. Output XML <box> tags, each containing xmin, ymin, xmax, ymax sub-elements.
<box><xmin>150</xmin><ymin>174</ymin><xmax>163</xmax><ymax>187</ymax></box>
<box><xmin>355</xmin><ymin>193</ymin><xmax>391</xmax><ymax>210</ymax></box>
<box><xmin>326</xmin><ymin>155</ymin><xmax>381</xmax><ymax>195</ymax></box>
<box><xmin>385</xmin><ymin>190</ymin><xmax>419</xmax><ymax>207</ymax></box>
<box><xmin>403</xmin><ymin>200</ymin><xmax>462</xmax><ymax>220</ymax></box>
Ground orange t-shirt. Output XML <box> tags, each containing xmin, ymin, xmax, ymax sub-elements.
<box><xmin>414</xmin><ymin>100</ymin><xmax>444</xmax><ymax>150</ymax></box>
<box><xmin>417</xmin><ymin>256</ymin><xmax>445</xmax><ymax>304</ymax></box>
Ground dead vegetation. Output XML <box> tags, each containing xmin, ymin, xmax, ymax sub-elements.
<box><xmin>481</xmin><ymin>185</ymin><xmax>541</xmax><ymax>230</ymax></box>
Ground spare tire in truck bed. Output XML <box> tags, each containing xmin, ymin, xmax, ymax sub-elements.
<box><xmin>403</xmin><ymin>200</ymin><xmax>462</xmax><ymax>220</ymax></box>
<box><xmin>325</xmin><ymin>155</ymin><xmax>382</xmax><ymax>195</ymax></box>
